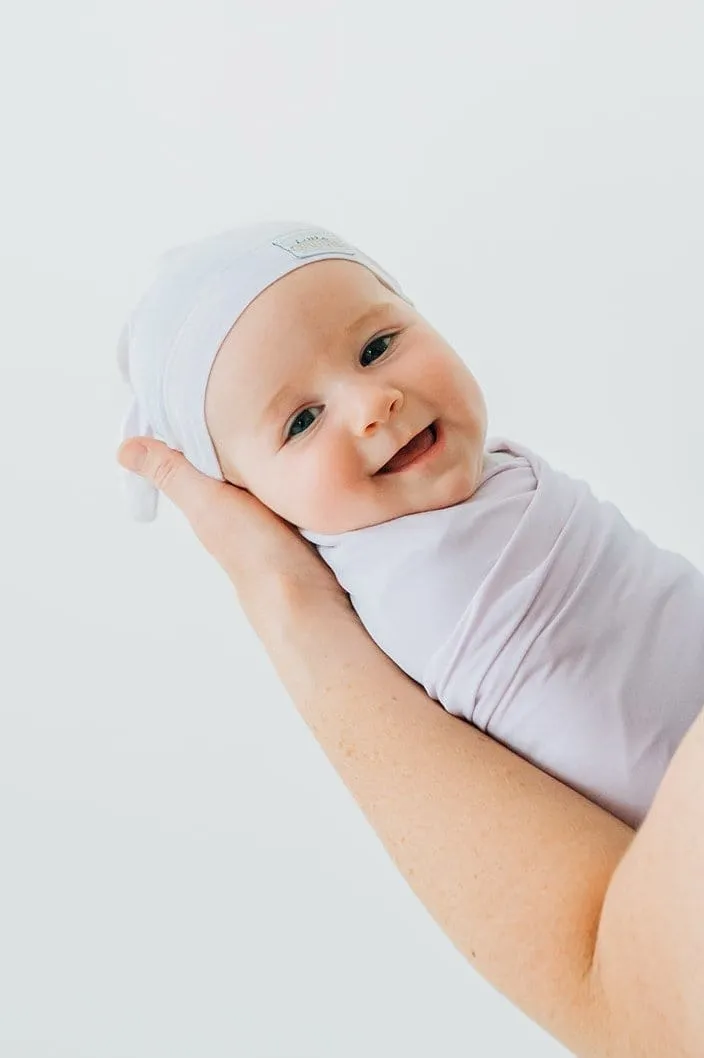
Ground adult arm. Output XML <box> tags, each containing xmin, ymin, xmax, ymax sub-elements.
<box><xmin>589</xmin><ymin>702</ymin><xmax>703</xmax><ymax>1057</ymax></box>
<box><xmin>117</xmin><ymin>439</ymin><xmax>703</xmax><ymax>1058</ymax></box>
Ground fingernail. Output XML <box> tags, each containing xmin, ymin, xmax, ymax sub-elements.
<box><xmin>121</xmin><ymin>443</ymin><xmax>147</xmax><ymax>472</ymax></box>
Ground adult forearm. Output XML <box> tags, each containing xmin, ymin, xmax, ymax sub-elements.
<box><xmin>589</xmin><ymin>703</ymin><xmax>704</xmax><ymax>1058</ymax></box>
<box><xmin>244</xmin><ymin>578</ymin><xmax>633</xmax><ymax>1057</ymax></box>
<box><xmin>119</xmin><ymin>398</ymin><xmax>701</xmax><ymax>1056</ymax></box>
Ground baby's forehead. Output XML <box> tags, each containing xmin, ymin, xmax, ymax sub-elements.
<box><xmin>215</xmin><ymin>264</ymin><xmax>403</xmax><ymax>387</ymax></box>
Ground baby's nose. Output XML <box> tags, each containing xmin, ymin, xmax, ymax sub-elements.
<box><xmin>347</xmin><ymin>382</ymin><xmax>404</xmax><ymax>435</ymax></box>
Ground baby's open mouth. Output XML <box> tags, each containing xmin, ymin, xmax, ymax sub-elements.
<box><xmin>376</xmin><ymin>421</ymin><xmax>438</xmax><ymax>474</ymax></box>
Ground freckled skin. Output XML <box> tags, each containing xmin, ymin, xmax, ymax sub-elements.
<box><xmin>204</xmin><ymin>259</ymin><xmax>488</xmax><ymax>534</ymax></box>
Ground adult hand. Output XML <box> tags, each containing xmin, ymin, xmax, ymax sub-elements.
<box><xmin>117</xmin><ymin>438</ymin><xmax>347</xmax><ymax>617</ymax></box>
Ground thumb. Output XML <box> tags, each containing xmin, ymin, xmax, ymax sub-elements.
<box><xmin>117</xmin><ymin>438</ymin><xmax>339</xmax><ymax>602</ymax></box>
<box><xmin>117</xmin><ymin>437</ymin><xmax>236</xmax><ymax>539</ymax></box>
<box><xmin>118</xmin><ymin>437</ymin><xmax>205</xmax><ymax>498</ymax></box>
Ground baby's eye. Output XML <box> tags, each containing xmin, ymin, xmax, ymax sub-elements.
<box><xmin>286</xmin><ymin>406</ymin><xmax>321</xmax><ymax>439</ymax></box>
<box><xmin>360</xmin><ymin>333</ymin><xmax>395</xmax><ymax>366</ymax></box>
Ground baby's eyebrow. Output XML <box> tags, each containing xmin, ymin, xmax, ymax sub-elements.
<box><xmin>259</xmin><ymin>381</ymin><xmax>298</xmax><ymax>428</ymax></box>
<box><xmin>258</xmin><ymin>302</ymin><xmax>395</xmax><ymax>428</ymax></box>
<box><xmin>343</xmin><ymin>302</ymin><xmax>393</xmax><ymax>336</ymax></box>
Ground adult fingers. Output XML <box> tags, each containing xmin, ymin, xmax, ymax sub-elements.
<box><xmin>117</xmin><ymin>437</ymin><xmax>344</xmax><ymax>604</ymax></box>
<box><xmin>117</xmin><ymin>437</ymin><xmax>252</xmax><ymax>565</ymax></box>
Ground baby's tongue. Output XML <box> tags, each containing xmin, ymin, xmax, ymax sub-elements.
<box><xmin>382</xmin><ymin>426</ymin><xmax>434</xmax><ymax>472</ymax></box>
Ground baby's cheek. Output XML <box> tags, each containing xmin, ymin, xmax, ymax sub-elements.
<box><xmin>306</xmin><ymin>448</ymin><xmax>355</xmax><ymax>512</ymax></box>
<box><xmin>306</xmin><ymin>447</ymin><xmax>344</xmax><ymax>500</ymax></box>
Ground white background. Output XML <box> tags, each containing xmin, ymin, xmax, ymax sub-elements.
<box><xmin>1</xmin><ymin>2</ymin><xmax>703</xmax><ymax>1055</ymax></box>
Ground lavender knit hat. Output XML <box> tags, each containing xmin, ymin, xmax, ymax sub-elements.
<box><xmin>117</xmin><ymin>221</ymin><xmax>413</xmax><ymax>520</ymax></box>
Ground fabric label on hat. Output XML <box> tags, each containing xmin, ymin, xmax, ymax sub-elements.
<box><xmin>273</xmin><ymin>229</ymin><xmax>357</xmax><ymax>260</ymax></box>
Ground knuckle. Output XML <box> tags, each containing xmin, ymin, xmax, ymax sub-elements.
<box><xmin>150</xmin><ymin>453</ymin><xmax>180</xmax><ymax>491</ymax></box>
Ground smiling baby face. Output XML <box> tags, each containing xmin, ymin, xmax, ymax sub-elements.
<box><xmin>204</xmin><ymin>259</ymin><xmax>487</xmax><ymax>533</ymax></box>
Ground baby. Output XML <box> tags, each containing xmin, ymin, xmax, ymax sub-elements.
<box><xmin>118</xmin><ymin>221</ymin><xmax>704</xmax><ymax>829</ymax></box>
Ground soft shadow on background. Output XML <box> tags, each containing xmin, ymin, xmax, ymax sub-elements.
<box><xmin>1</xmin><ymin>2</ymin><xmax>703</xmax><ymax>1055</ymax></box>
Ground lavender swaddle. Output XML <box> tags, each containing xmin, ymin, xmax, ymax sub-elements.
<box><xmin>301</xmin><ymin>438</ymin><xmax>704</xmax><ymax>828</ymax></box>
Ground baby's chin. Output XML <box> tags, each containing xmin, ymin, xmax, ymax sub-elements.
<box><xmin>276</xmin><ymin>441</ymin><xmax>486</xmax><ymax>535</ymax></box>
<box><xmin>295</xmin><ymin>483</ymin><xmax>482</xmax><ymax>536</ymax></box>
